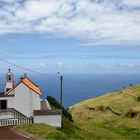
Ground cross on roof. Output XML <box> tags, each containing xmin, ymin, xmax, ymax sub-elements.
<box><xmin>24</xmin><ymin>73</ymin><xmax>27</xmax><ymax>77</ymax></box>
<box><xmin>19</xmin><ymin>76</ymin><xmax>23</xmax><ymax>80</ymax></box>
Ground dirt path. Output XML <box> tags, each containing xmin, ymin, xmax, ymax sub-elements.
<box><xmin>0</xmin><ymin>126</ymin><xmax>34</xmax><ymax>140</ymax></box>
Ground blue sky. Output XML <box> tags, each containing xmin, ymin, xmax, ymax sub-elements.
<box><xmin>0</xmin><ymin>0</ymin><xmax>140</xmax><ymax>74</ymax></box>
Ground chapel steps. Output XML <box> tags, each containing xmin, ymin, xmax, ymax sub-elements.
<box><xmin>0</xmin><ymin>108</ymin><xmax>26</xmax><ymax>119</ymax></box>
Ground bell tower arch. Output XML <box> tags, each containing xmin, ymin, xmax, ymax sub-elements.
<box><xmin>5</xmin><ymin>68</ymin><xmax>14</xmax><ymax>92</ymax></box>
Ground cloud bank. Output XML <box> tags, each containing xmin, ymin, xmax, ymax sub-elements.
<box><xmin>0</xmin><ymin>0</ymin><xmax>140</xmax><ymax>45</ymax></box>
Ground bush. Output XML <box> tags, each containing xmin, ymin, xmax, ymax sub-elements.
<box><xmin>136</xmin><ymin>97</ymin><xmax>140</xmax><ymax>101</ymax></box>
<box><xmin>46</xmin><ymin>96</ymin><xmax>73</xmax><ymax>122</ymax></box>
<box><xmin>96</xmin><ymin>105</ymin><xmax>108</xmax><ymax>111</ymax></box>
<box><xmin>47</xmin><ymin>96</ymin><xmax>61</xmax><ymax>109</ymax></box>
<box><xmin>124</xmin><ymin>109</ymin><xmax>138</xmax><ymax>118</ymax></box>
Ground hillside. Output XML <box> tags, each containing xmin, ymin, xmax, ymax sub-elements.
<box><xmin>16</xmin><ymin>84</ymin><xmax>140</xmax><ymax>139</ymax></box>
<box><xmin>70</xmin><ymin>84</ymin><xmax>140</xmax><ymax>139</ymax></box>
<box><xmin>15</xmin><ymin>96</ymin><xmax>96</xmax><ymax>139</ymax></box>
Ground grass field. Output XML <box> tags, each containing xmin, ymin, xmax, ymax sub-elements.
<box><xmin>16</xmin><ymin>84</ymin><xmax>140</xmax><ymax>139</ymax></box>
<box><xmin>70</xmin><ymin>84</ymin><xmax>140</xmax><ymax>139</ymax></box>
<box><xmin>15</xmin><ymin>117</ymin><xmax>96</xmax><ymax>139</ymax></box>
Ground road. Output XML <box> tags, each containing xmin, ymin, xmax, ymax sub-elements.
<box><xmin>0</xmin><ymin>127</ymin><xmax>33</xmax><ymax>140</ymax></box>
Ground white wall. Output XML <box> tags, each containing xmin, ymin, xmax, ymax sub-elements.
<box><xmin>34</xmin><ymin>115</ymin><xmax>62</xmax><ymax>128</ymax></box>
<box><xmin>45</xmin><ymin>99</ymin><xmax>51</xmax><ymax>110</ymax></box>
<box><xmin>30</xmin><ymin>89</ymin><xmax>41</xmax><ymax>116</ymax></box>
<box><xmin>14</xmin><ymin>83</ymin><xmax>31</xmax><ymax>117</ymax></box>
<box><xmin>13</xmin><ymin>82</ymin><xmax>41</xmax><ymax>117</ymax></box>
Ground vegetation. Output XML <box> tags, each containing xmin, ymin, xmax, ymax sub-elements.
<box><xmin>70</xmin><ymin>84</ymin><xmax>140</xmax><ymax>139</ymax></box>
<box><xmin>136</xmin><ymin>96</ymin><xmax>140</xmax><ymax>101</ymax></box>
<box><xmin>47</xmin><ymin>96</ymin><xmax>73</xmax><ymax>122</ymax></box>
<box><xmin>16</xmin><ymin>84</ymin><xmax>140</xmax><ymax>139</ymax></box>
<box><xmin>124</xmin><ymin>109</ymin><xmax>139</xmax><ymax>118</ymax></box>
<box><xmin>15</xmin><ymin>96</ymin><xmax>77</xmax><ymax>139</ymax></box>
<box><xmin>15</xmin><ymin>117</ymin><xmax>94</xmax><ymax>139</ymax></box>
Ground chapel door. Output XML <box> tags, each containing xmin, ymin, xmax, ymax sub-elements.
<box><xmin>0</xmin><ymin>100</ymin><xmax>7</xmax><ymax>109</ymax></box>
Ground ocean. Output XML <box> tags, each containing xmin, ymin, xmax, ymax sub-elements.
<box><xmin>33</xmin><ymin>73</ymin><xmax>140</xmax><ymax>107</ymax></box>
<box><xmin>1</xmin><ymin>73</ymin><xmax>140</xmax><ymax>108</ymax></box>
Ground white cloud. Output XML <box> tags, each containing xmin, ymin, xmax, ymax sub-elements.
<box><xmin>123</xmin><ymin>0</ymin><xmax>140</xmax><ymax>7</ymax></box>
<box><xmin>16</xmin><ymin>0</ymin><xmax>59</xmax><ymax>21</ymax></box>
<box><xmin>0</xmin><ymin>0</ymin><xmax>140</xmax><ymax>45</ymax></box>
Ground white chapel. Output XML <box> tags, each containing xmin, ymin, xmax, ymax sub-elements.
<box><xmin>0</xmin><ymin>69</ymin><xmax>61</xmax><ymax>127</ymax></box>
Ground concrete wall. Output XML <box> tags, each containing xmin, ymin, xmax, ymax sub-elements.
<box><xmin>34</xmin><ymin>115</ymin><xmax>61</xmax><ymax>128</ymax></box>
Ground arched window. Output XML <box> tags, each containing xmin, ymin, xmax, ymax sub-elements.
<box><xmin>7</xmin><ymin>75</ymin><xmax>12</xmax><ymax>82</ymax></box>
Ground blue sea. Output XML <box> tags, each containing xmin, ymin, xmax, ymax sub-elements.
<box><xmin>1</xmin><ymin>73</ymin><xmax>140</xmax><ymax>107</ymax></box>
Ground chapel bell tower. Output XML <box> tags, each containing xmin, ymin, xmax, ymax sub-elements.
<box><xmin>5</xmin><ymin>68</ymin><xmax>14</xmax><ymax>92</ymax></box>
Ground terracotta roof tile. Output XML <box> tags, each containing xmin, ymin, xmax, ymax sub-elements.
<box><xmin>22</xmin><ymin>76</ymin><xmax>42</xmax><ymax>95</ymax></box>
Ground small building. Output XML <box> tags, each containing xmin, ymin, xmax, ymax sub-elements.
<box><xmin>0</xmin><ymin>69</ymin><xmax>61</xmax><ymax>127</ymax></box>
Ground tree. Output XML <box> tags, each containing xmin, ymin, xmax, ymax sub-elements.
<box><xmin>47</xmin><ymin>96</ymin><xmax>73</xmax><ymax>122</ymax></box>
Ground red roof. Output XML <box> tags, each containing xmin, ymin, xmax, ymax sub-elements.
<box><xmin>22</xmin><ymin>76</ymin><xmax>42</xmax><ymax>95</ymax></box>
<box><xmin>5</xmin><ymin>76</ymin><xmax>42</xmax><ymax>95</ymax></box>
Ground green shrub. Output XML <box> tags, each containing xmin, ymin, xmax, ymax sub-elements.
<box><xmin>136</xmin><ymin>97</ymin><xmax>140</xmax><ymax>101</ymax></box>
<box><xmin>46</xmin><ymin>96</ymin><xmax>73</xmax><ymax>122</ymax></box>
<box><xmin>124</xmin><ymin>109</ymin><xmax>138</xmax><ymax>118</ymax></box>
<box><xmin>47</xmin><ymin>96</ymin><xmax>61</xmax><ymax>109</ymax></box>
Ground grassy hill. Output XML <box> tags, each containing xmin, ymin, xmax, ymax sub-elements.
<box><xmin>16</xmin><ymin>84</ymin><xmax>140</xmax><ymax>139</ymax></box>
<box><xmin>70</xmin><ymin>84</ymin><xmax>140</xmax><ymax>139</ymax></box>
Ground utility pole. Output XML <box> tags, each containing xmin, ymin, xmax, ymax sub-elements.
<box><xmin>58</xmin><ymin>72</ymin><xmax>63</xmax><ymax>113</ymax></box>
<box><xmin>60</xmin><ymin>75</ymin><xmax>63</xmax><ymax>113</ymax></box>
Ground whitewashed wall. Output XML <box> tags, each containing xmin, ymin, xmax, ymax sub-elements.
<box><xmin>14</xmin><ymin>83</ymin><xmax>31</xmax><ymax>117</ymax></box>
<box><xmin>34</xmin><ymin>115</ymin><xmax>62</xmax><ymax>128</ymax></box>
<box><xmin>30</xmin><ymin>89</ymin><xmax>41</xmax><ymax>116</ymax></box>
<box><xmin>8</xmin><ymin>82</ymin><xmax>41</xmax><ymax>117</ymax></box>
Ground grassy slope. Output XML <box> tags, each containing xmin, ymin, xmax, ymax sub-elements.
<box><xmin>70</xmin><ymin>84</ymin><xmax>140</xmax><ymax>139</ymax></box>
<box><xmin>16</xmin><ymin>84</ymin><xmax>140</xmax><ymax>139</ymax></box>
<box><xmin>15</xmin><ymin>117</ymin><xmax>96</xmax><ymax>139</ymax></box>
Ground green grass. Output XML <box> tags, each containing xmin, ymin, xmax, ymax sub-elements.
<box><xmin>16</xmin><ymin>84</ymin><xmax>140</xmax><ymax>139</ymax></box>
<box><xmin>15</xmin><ymin>123</ymin><xmax>65</xmax><ymax>139</ymax></box>
<box><xmin>69</xmin><ymin>84</ymin><xmax>140</xmax><ymax>139</ymax></box>
<box><xmin>15</xmin><ymin>117</ymin><xmax>95</xmax><ymax>139</ymax></box>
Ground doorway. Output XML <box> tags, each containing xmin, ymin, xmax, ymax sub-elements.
<box><xmin>0</xmin><ymin>100</ymin><xmax>7</xmax><ymax>109</ymax></box>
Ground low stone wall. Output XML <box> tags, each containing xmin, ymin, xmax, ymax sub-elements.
<box><xmin>33</xmin><ymin>110</ymin><xmax>62</xmax><ymax>128</ymax></box>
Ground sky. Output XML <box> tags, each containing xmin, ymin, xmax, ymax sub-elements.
<box><xmin>0</xmin><ymin>0</ymin><xmax>140</xmax><ymax>75</ymax></box>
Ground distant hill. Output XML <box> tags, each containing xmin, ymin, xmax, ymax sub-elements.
<box><xmin>70</xmin><ymin>84</ymin><xmax>140</xmax><ymax>139</ymax></box>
